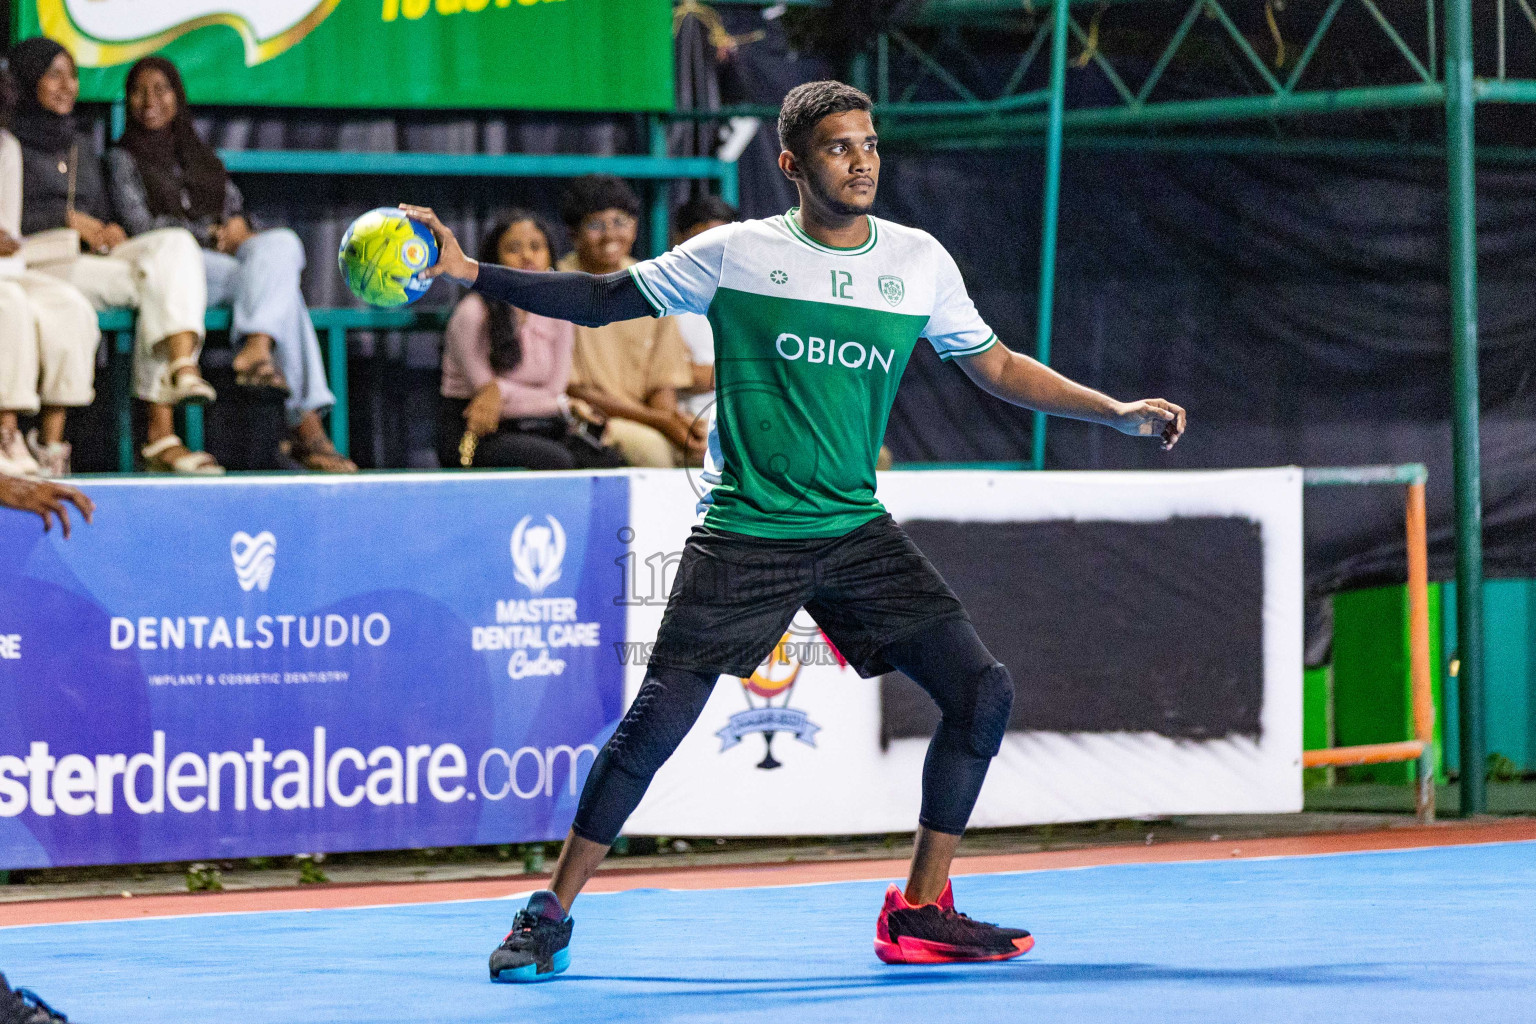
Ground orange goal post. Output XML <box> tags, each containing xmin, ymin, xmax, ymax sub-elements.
<box><xmin>1301</xmin><ymin>464</ymin><xmax>1435</xmax><ymax>822</ymax></box>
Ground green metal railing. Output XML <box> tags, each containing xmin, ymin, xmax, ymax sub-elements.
<box><xmin>97</xmin><ymin>306</ymin><xmax>450</xmax><ymax>472</ymax></box>
<box><xmin>218</xmin><ymin>148</ymin><xmax>739</xmax><ymax>209</ymax></box>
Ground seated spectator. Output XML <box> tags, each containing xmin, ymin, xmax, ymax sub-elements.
<box><xmin>557</xmin><ymin>175</ymin><xmax>704</xmax><ymax>467</ymax></box>
<box><xmin>0</xmin><ymin>60</ymin><xmax>101</xmax><ymax>478</ymax></box>
<box><xmin>9</xmin><ymin>38</ymin><xmax>219</xmax><ymax>474</ymax></box>
<box><xmin>669</xmin><ymin>193</ymin><xmax>736</xmax><ymax>421</ymax></box>
<box><xmin>438</xmin><ymin>210</ymin><xmax>622</xmax><ymax>470</ymax></box>
<box><xmin>108</xmin><ymin>56</ymin><xmax>354</xmax><ymax>473</ymax></box>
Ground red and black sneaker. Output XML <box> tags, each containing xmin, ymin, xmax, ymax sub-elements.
<box><xmin>874</xmin><ymin>881</ymin><xmax>1034</xmax><ymax>964</ymax></box>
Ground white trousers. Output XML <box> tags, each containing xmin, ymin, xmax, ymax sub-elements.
<box><xmin>48</xmin><ymin>228</ymin><xmax>206</xmax><ymax>405</ymax></box>
<box><xmin>0</xmin><ymin>271</ymin><xmax>101</xmax><ymax>413</ymax></box>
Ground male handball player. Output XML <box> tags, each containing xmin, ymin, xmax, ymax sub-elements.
<box><xmin>404</xmin><ymin>79</ymin><xmax>1185</xmax><ymax>982</ymax></box>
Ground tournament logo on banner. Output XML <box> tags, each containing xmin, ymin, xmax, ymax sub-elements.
<box><xmin>0</xmin><ymin>474</ymin><xmax>628</xmax><ymax>869</ymax></box>
<box><xmin>716</xmin><ymin>632</ymin><xmax>823</xmax><ymax>770</ymax></box>
<box><xmin>36</xmin><ymin>0</ymin><xmax>338</xmax><ymax>68</ymax></box>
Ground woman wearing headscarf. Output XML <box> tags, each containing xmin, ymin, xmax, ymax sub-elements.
<box><xmin>10</xmin><ymin>36</ymin><xmax>219</xmax><ymax>475</ymax></box>
<box><xmin>0</xmin><ymin>57</ymin><xmax>98</xmax><ymax>478</ymax></box>
<box><xmin>107</xmin><ymin>56</ymin><xmax>354</xmax><ymax>473</ymax></box>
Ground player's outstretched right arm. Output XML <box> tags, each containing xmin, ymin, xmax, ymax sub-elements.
<box><xmin>402</xmin><ymin>205</ymin><xmax>653</xmax><ymax>327</ymax></box>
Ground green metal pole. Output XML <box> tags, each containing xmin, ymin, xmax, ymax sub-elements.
<box><xmin>327</xmin><ymin>326</ymin><xmax>350</xmax><ymax>457</ymax></box>
<box><xmin>115</xmin><ymin>332</ymin><xmax>134</xmax><ymax>473</ymax></box>
<box><xmin>648</xmin><ymin>115</ymin><xmax>669</xmax><ymax>257</ymax></box>
<box><xmin>719</xmin><ymin>162</ymin><xmax>740</xmax><ymax>207</ymax></box>
<box><xmin>881</xmin><ymin>82</ymin><xmax>1447</xmax><ymax>143</ymax></box>
<box><xmin>1032</xmin><ymin>4</ymin><xmax>1068</xmax><ymax>471</ymax></box>
<box><xmin>183</xmin><ymin>405</ymin><xmax>204</xmax><ymax>452</ymax></box>
<box><xmin>1446</xmin><ymin>0</ymin><xmax>1487</xmax><ymax>815</ymax></box>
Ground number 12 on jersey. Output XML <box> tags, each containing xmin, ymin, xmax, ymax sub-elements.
<box><xmin>830</xmin><ymin>270</ymin><xmax>853</xmax><ymax>299</ymax></box>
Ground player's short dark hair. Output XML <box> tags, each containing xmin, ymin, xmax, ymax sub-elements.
<box><xmin>675</xmin><ymin>194</ymin><xmax>738</xmax><ymax>235</ymax></box>
<box><xmin>558</xmin><ymin>174</ymin><xmax>642</xmax><ymax>230</ymax></box>
<box><xmin>777</xmin><ymin>80</ymin><xmax>873</xmax><ymax>156</ymax></box>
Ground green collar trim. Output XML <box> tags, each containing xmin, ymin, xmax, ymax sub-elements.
<box><xmin>782</xmin><ymin>208</ymin><xmax>878</xmax><ymax>256</ymax></box>
<box><xmin>937</xmin><ymin>333</ymin><xmax>999</xmax><ymax>362</ymax></box>
<box><xmin>628</xmin><ymin>265</ymin><xmax>665</xmax><ymax>316</ymax></box>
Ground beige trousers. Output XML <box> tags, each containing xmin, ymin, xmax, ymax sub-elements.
<box><xmin>603</xmin><ymin>417</ymin><xmax>681</xmax><ymax>468</ymax></box>
<box><xmin>47</xmin><ymin>228</ymin><xmax>206</xmax><ymax>404</ymax></box>
<box><xmin>0</xmin><ymin>272</ymin><xmax>101</xmax><ymax>413</ymax></box>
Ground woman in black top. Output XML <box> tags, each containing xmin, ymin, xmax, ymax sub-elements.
<box><xmin>107</xmin><ymin>56</ymin><xmax>353</xmax><ymax>472</ymax></box>
<box><xmin>10</xmin><ymin>37</ymin><xmax>219</xmax><ymax>474</ymax></box>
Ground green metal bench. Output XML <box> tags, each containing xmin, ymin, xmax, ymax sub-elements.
<box><xmin>96</xmin><ymin>306</ymin><xmax>450</xmax><ymax>472</ymax></box>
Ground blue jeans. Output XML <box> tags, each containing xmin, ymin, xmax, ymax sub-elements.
<box><xmin>204</xmin><ymin>228</ymin><xmax>335</xmax><ymax>427</ymax></box>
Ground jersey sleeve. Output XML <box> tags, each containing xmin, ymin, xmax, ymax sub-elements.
<box><xmin>923</xmin><ymin>241</ymin><xmax>998</xmax><ymax>362</ymax></box>
<box><xmin>628</xmin><ymin>223</ymin><xmax>732</xmax><ymax>317</ymax></box>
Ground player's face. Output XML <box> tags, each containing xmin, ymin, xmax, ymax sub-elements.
<box><xmin>799</xmin><ymin>109</ymin><xmax>879</xmax><ymax>217</ymax></box>
<box><xmin>497</xmin><ymin>220</ymin><xmax>551</xmax><ymax>272</ymax></box>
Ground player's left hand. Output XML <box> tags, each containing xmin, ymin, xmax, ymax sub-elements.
<box><xmin>1114</xmin><ymin>398</ymin><xmax>1186</xmax><ymax>450</ymax></box>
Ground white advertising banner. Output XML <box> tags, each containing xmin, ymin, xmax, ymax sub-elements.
<box><xmin>622</xmin><ymin>468</ymin><xmax>1304</xmax><ymax>836</ymax></box>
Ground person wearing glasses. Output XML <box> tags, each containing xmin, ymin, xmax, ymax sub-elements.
<box><xmin>556</xmin><ymin>176</ymin><xmax>704</xmax><ymax>467</ymax></box>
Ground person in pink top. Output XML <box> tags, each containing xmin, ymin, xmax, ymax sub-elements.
<box><xmin>437</xmin><ymin>210</ymin><xmax>622</xmax><ymax>470</ymax></box>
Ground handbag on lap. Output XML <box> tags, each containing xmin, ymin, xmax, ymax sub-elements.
<box><xmin>19</xmin><ymin>227</ymin><xmax>80</xmax><ymax>269</ymax></box>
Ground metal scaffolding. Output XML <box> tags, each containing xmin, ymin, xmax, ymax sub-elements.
<box><xmin>750</xmin><ymin>0</ymin><xmax>1502</xmax><ymax>814</ymax></box>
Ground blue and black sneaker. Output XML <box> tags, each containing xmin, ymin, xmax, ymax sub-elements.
<box><xmin>489</xmin><ymin>890</ymin><xmax>573</xmax><ymax>983</ymax></box>
<box><xmin>0</xmin><ymin>973</ymin><xmax>70</xmax><ymax>1024</ymax></box>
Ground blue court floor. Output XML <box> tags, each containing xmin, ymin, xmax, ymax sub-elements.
<box><xmin>0</xmin><ymin>841</ymin><xmax>1532</xmax><ymax>1023</ymax></box>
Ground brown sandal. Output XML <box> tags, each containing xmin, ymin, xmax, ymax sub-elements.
<box><xmin>234</xmin><ymin>358</ymin><xmax>292</xmax><ymax>399</ymax></box>
<box><xmin>290</xmin><ymin>431</ymin><xmax>357</xmax><ymax>474</ymax></box>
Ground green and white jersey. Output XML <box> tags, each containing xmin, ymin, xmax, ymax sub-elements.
<box><xmin>631</xmin><ymin>208</ymin><xmax>997</xmax><ymax>539</ymax></box>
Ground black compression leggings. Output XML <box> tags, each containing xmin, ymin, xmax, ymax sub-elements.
<box><xmin>570</xmin><ymin>618</ymin><xmax>1014</xmax><ymax>845</ymax></box>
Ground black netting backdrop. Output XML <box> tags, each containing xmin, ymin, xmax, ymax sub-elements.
<box><xmin>7</xmin><ymin>7</ymin><xmax>1536</xmax><ymax>610</ymax></box>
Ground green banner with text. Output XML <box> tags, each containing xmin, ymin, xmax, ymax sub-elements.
<box><xmin>14</xmin><ymin>0</ymin><xmax>672</xmax><ymax>111</ymax></box>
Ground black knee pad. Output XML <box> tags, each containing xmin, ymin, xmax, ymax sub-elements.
<box><xmin>604</xmin><ymin>668</ymin><xmax>711</xmax><ymax>780</ymax></box>
<box><xmin>966</xmin><ymin>662</ymin><xmax>1014</xmax><ymax>758</ymax></box>
<box><xmin>606</xmin><ymin>689</ymin><xmax>684</xmax><ymax>780</ymax></box>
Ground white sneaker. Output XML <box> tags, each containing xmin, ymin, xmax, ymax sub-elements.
<box><xmin>0</xmin><ymin>424</ymin><xmax>41</xmax><ymax>478</ymax></box>
<box><xmin>25</xmin><ymin>429</ymin><xmax>71</xmax><ymax>478</ymax></box>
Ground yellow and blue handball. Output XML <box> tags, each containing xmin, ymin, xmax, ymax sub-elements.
<box><xmin>337</xmin><ymin>207</ymin><xmax>438</xmax><ymax>307</ymax></box>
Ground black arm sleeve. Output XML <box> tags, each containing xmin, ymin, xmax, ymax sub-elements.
<box><xmin>471</xmin><ymin>263</ymin><xmax>657</xmax><ymax>328</ymax></box>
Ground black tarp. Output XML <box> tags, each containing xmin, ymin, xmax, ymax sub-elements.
<box><xmin>11</xmin><ymin>5</ymin><xmax>1534</xmax><ymax>612</ymax></box>
<box><xmin>874</xmin><ymin>151</ymin><xmax>1536</xmax><ymax>601</ymax></box>
<box><xmin>716</xmin><ymin>9</ymin><xmax>1536</xmax><ymax>607</ymax></box>
<box><xmin>881</xmin><ymin>517</ymin><xmax>1266</xmax><ymax>743</ymax></box>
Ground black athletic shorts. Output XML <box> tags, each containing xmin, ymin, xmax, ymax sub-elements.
<box><xmin>647</xmin><ymin>513</ymin><xmax>969</xmax><ymax>679</ymax></box>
